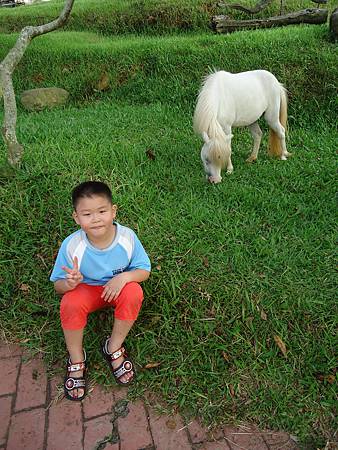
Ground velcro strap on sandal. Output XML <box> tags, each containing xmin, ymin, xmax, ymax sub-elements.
<box><xmin>65</xmin><ymin>377</ymin><xmax>86</xmax><ymax>391</ymax></box>
<box><xmin>113</xmin><ymin>360</ymin><xmax>133</xmax><ymax>378</ymax></box>
<box><xmin>111</xmin><ymin>347</ymin><xmax>126</xmax><ymax>361</ymax></box>
<box><xmin>68</xmin><ymin>362</ymin><xmax>86</xmax><ymax>372</ymax></box>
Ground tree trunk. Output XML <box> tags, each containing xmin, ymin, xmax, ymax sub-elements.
<box><xmin>213</xmin><ymin>8</ymin><xmax>328</xmax><ymax>33</ymax></box>
<box><xmin>0</xmin><ymin>0</ymin><xmax>75</xmax><ymax>167</ymax></box>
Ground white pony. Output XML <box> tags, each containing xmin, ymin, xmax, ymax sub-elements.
<box><xmin>193</xmin><ymin>69</ymin><xmax>291</xmax><ymax>183</ymax></box>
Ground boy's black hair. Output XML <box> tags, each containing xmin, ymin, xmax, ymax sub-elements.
<box><xmin>72</xmin><ymin>181</ymin><xmax>112</xmax><ymax>209</ymax></box>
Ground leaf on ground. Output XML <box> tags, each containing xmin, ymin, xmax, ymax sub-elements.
<box><xmin>166</xmin><ymin>418</ymin><xmax>176</xmax><ymax>430</ymax></box>
<box><xmin>203</xmin><ymin>257</ymin><xmax>209</xmax><ymax>267</ymax></box>
<box><xmin>273</xmin><ymin>335</ymin><xmax>287</xmax><ymax>357</ymax></box>
<box><xmin>145</xmin><ymin>148</ymin><xmax>155</xmax><ymax>160</ymax></box>
<box><xmin>144</xmin><ymin>362</ymin><xmax>161</xmax><ymax>369</ymax></box>
<box><xmin>315</xmin><ymin>373</ymin><xmax>336</xmax><ymax>384</ymax></box>
<box><xmin>19</xmin><ymin>283</ymin><xmax>30</xmax><ymax>292</ymax></box>
<box><xmin>156</xmin><ymin>265</ymin><xmax>161</xmax><ymax>271</ymax></box>
<box><xmin>222</xmin><ymin>351</ymin><xmax>230</xmax><ymax>362</ymax></box>
<box><xmin>260</xmin><ymin>309</ymin><xmax>267</xmax><ymax>320</ymax></box>
<box><xmin>229</xmin><ymin>384</ymin><xmax>235</xmax><ymax>398</ymax></box>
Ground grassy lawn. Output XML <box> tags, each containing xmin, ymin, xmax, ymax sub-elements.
<box><xmin>0</xmin><ymin>101</ymin><xmax>336</xmax><ymax>447</ymax></box>
<box><xmin>0</xmin><ymin>1</ymin><xmax>337</xmax><ymax>447</ymax></box>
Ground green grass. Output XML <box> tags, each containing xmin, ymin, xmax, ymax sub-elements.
<box><xmin>0</xmin><ymin>101</ymin><xmax>336</xmax><ymax>448</ymax></box>
<box><xmin>0</xmin><ymin>26</ymin><xmax>337</xmax><ymax>121</ymax></box>
<box><xmin>0</xmin><ymin>1</ymin><xmax>337</xmax><ymax>447</ymax></box>
<box><xmin>1</xmin><ymin>0</ymin><xmax>334</xmax><ymax>35</ymax></box>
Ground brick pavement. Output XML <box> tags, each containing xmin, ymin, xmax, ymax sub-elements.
<box><xmin>0</xmin><ymin>340</ymin><xmax>299</xmax><ymax>450</ymax></box>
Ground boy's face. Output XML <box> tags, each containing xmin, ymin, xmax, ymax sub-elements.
<box><xmin>73</xmin><ymin>194</ymin><xmax>117</xmax><ymax>239</ymax></box>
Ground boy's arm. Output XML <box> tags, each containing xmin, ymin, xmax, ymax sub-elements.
<box><xmin>54</xmin><ymin>279</ymin><xmax>77</xmax><ymax>295</ymax></box>
<box><xmin>102</xmin><ymin>269</ymin><xmax>150</xmax><ymax>303</ymax></box>
<box><xmin>119</xmin><ymin>269</ymin><xmax>150</xmax><ymax>284</ymax></box>
<box><xmin>53</xmin><ymin>256</ymin><xmax>83</xmax><ymax>295</ymax></box>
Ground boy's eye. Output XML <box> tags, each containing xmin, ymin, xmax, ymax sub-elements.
<box><xmin>100</xmin><ymin>210</ymin><xmax>107</xmax><ymax>213</ymax></box>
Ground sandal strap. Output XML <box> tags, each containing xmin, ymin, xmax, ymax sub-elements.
<box><xmin>111</xmin><ymin>347</ymin><xmax>126</xmax><ymax>360</ymax></box>
<box><xmin>113</xmin><ymin>359</ymin><xmax>133</xmax><ymax>379</ymax></box>
<box><xmin>67</xmin><ymin>350</ymin><xmax>87</xmax><ymax>372</ymax></box>
<box><xmin>103</xmin><ymin>338</ymin><xmax>126</xmax><ymax>361</ymax></box>
<box><xmin>67</xmin><ymin>362</ymin><xmax>86</xmax><ymax>372</ymax></box>
<box><xmin>65</xmin><ymin>377</ymin><xmax>86</xmax><ymax>391</ymax></box>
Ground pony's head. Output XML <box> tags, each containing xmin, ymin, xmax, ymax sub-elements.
<box><xmin>200</xmin><ymin>132</ymin><xmax>232</xmax><ymax>184</ymax></box>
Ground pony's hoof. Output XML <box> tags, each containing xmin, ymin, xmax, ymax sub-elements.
<box><xmin>226</xmin><ymin>169</ymin><xmax>233</xmax><ymax>175</ymax></box>
<box><xmin>246</xmin><ymin>156</ymin><xmax>257</xmax><ymax>163</ymax></box>
<box><xmin>280</xmin><ymin>155</ymin><xmax>287</xmax><ymax>161</ymax></box>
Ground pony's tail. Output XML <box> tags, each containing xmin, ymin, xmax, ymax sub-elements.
<box><xmin>268</xmin><ymin>86</ymin><xmax>288</xmax><ymax>157</ymax></box>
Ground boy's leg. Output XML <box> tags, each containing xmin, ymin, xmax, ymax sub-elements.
<box><xmin>60</xmin><ymin>284</ymin><xmax>105</xmax><ymax>399</ymax></box>
<box><xmin>108</xmin><ymin>319</ymin><xmax>135</xmax><ymax>383</ymax></box>
<box><xmin>107</xmin><ymin>282</ymin><xmax>144</xmax><ymax>383</ymax></box>
<box><xmin>63</xmin><ymin>328</ymin><xmax>85</xmax><ymax>399</ymax></box>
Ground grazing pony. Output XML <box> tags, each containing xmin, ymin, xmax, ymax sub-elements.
<box><xmin>193</xmin><ymin>69</ymin><xmax>291</xmax><ymax>183</ymax></box>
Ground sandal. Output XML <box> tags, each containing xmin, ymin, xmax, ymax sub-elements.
<box><xmin>101</xmin><ymin>337</ymin><xmax>135</xmax><ymax>385</ymax></box>
<box><xmin>64</xmin><ymin>350</ymin><xmax>87</xmax><ymax>401</ymax></box>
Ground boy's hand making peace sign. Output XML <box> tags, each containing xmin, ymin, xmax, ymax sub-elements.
<box><xmin>62</xmin><ymin>256</ymin><xmax>83</xmax><ymax>290</ymax></box>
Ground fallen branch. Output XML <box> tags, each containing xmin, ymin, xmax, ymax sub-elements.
<box><xmin>213</xmin><ymin>8</ymin><xmax>328</xmax><ymax>33</ymax></box>
<box><xmin>0</xmin><ymin>0</ymin><xmax>75</xmax><ymax>167</ymax></box>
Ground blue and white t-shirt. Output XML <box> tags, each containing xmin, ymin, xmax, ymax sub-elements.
<box><xmin>50</xmin><ymin>222</ymin><xmax>151</xmax><ymax>285</ymax></box>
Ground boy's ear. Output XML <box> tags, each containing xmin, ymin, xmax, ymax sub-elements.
<box><xmin>73</xmin><ymin>210</ymin><xmax>80</xmax><ymax>225</ymax></box>
<box><xmin>112</xmin><ymin>204</ymin><xmax>117</xmax><ymax>217</ymax></box>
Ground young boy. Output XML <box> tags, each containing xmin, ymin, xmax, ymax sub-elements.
<box><xmin>50</xmin><ymin>181</ymin><xmax>151</xmax><ymax>401</ymax></box>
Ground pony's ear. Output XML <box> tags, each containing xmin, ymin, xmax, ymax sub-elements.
<box><xmin>202</xmin><ymin>132</ymin><xmax>210</xmax><ymax>143</ymax></box>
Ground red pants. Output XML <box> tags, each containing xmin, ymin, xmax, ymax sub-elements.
<box><xmin>60</xmin><ymin>282</ymin><xmax>144</xmax><ymax>330</ymax></box>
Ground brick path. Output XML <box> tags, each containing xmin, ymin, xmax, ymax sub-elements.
<box><xmin>0</xmin><ymin>340</ymin><xmax>299</xmax><ymax>450</ymax></box>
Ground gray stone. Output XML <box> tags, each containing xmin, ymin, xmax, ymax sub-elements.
<box><xmin>329</xmin><ymin>7</ymin><xmax>338</xmax><ymax>42</ymax></box>
<box><xmin>20</xmin><ymin>87</ymin><xmax>69</xmax><ymax>111</ymax></box>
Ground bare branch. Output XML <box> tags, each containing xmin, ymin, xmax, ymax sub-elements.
<box><xmin>0</xmin><ymin>0</ymin><xmax>75</xmax><ymax>167</ymax></box>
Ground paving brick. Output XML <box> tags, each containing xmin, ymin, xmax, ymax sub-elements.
<box><xmin>15</xmin><ymin>357</ymin><xmax>47</xmax><ymax>411</ymax></box>
<box><xmin>197</xmin><ymin>440</ymin><xmax>231</xmax><ymax>449</ymax></box>
<box><xmin>46</xmin><ymin>398</ymin><xmax>83</xmax><ymax>450</ymax></box>
<box><xmin>0</xmin><ymin>396</ymin><xmax>12</xmax><ymax>447</ymax></box>
<box><xmin>49</xmin><ymin>374</ymin><xmax>64</xmax><ymax>399</ymax></box>
<box><xmin>188</xmin><ymin>419</ymin><xmax>209</xmax><ymax>444</ymax></box>
<box><xmin>224</xmin><ymin>427</ymin><xmax>268</xmax><ymax>450</ymax></box>
<box><xmin>0</xmin><ymin>341</ymin><xmax>23</xmax><ymax>358</ymax></box>
<box><xmin>262</xmin><ymin>432</ymin><xmax>299</xmax><ymax>449</ymax></box>
<box><xmin>83</xmin><ymin>384</ymin><xmax>114</xmax><ymax>419</ymax></box>
<box><xmin>84</xmin><ymin>414</ymin><xmax>119</xmax><ymax>450</ymax></box>
<box><xmin>113</xmin><ymin>385</ymin><xmax>129</xmax><ymax>401</ymax></box>
<box><xmin>0</xmin><ymin>356</ymin><xmax>21</xmax><ymax>395</ymax></box>
<box><xmin>148</xmin><ymin>409</ymin><xmax>191</xmax><ymax>450</ymax></box>
<box><xmin>6</xmin><ymin>408</ymin><xmax>45</xmax><ymax>450</ymax></box>
<box><xmin>118</xmin><ymin>400</ymin><xmax>152</xmax><ymax>450</ymax></box>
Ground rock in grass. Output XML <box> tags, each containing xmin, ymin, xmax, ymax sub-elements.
<box><xmin>21</xmin><ymin>87</ymin><xmax>69</xmax><ymax>111</ymax></box>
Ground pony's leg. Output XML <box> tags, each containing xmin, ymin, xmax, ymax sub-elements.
<box><xmin>226</xmin><ymin>152</ymin><xmax>233</xmax><ymax>174</ymax></box>
<box><xmin>264</xmin><ymin>113</ymin><xmax>290</xmax><ymax>160</ymax></box>
<box><xmin>246</xmin><ymin>122</ymin><xmax>262</xmax><ymax>163</ymax></box>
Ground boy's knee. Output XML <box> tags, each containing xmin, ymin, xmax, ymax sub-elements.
<box><xmin>60</xmin><ymin>291</ymin><xmax>78</xmax><ymax>317</ymax></box>
<box><xmin>114</xmin><ymin>282</ymin><xmax>144</xmax><ymax>321</ymax></box>
<box><xmin>122</xmin><ymin>282</ymin><xmax>143</xmax><ymax>302</ymax></box>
